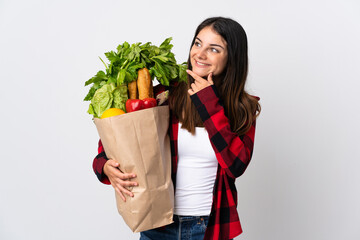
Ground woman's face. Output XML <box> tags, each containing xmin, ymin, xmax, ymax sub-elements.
<box><xmin>190</xmin><ymin>26</ymin><xmax>228</xmax><ymax>78</ymax></box>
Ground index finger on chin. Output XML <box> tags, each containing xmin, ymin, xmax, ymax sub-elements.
<box><xmin>186</xmin><ymin>69</ymin><xmax>201</xmax><ymax>81</ymax></box>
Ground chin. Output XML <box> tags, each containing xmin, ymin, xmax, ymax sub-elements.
<box><xmin>192</xmin><ymin>69</ymin><xmax>209</xmax><ymax>78</ymax></box>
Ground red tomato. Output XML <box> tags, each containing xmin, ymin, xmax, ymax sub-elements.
<box><xmin>126</xmin><ymin>99</ymin><xmax>144</xmax><ymax>112</ymax></box>
<box><xmin>142</xmin><ymin>98</ymin><xmax>157</xmax><ymax>109</ymax></box>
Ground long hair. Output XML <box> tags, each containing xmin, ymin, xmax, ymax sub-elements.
<box><xmin>170</xmin><ymin>17</ymin><xmax>261</xmax><ymax>135</ymax></box>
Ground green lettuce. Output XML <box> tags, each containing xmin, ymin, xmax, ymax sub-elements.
<box><xmin>112</xmin><ymin>84</ymin><xmax>128</xmax><ymax>111</ymax></box>
<box><xmin>87</xmin><ymin>84</ymin><xmax>115</xmax><ymax>118</ymax></box>
<box><xmin>87</xmin><ymin>83</ymin><xmax>128</xmax><ymax>118</ymax></box>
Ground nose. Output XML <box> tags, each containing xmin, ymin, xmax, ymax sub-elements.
<box><xmin>196</xmin><ymin>48</ymin><xmax>207</xmax><ymax>59</ymax></box>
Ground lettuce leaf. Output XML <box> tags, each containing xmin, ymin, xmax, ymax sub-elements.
<box><xmin>112</xmin><ymin>84</ymin><xmax>128</xmax><ymax>112</ymax></box>
<box><xmin>88</xmin><ymin>84</ymin><xmax>115</xmax><ymax>118</ymax></box>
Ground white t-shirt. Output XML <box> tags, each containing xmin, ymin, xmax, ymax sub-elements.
<box><xmin>174</xmin><ymin>124</ymin><xmax>218</xmax><ymax>216</ymax></box>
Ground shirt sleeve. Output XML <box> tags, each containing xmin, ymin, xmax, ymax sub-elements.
<box><xmin>92</xmin><ymin>140</ymin><xmax>111</xmax><ymax>185</ymax></box>
<box><xmin>190</xmin><ymin>85</ymin><xmax>257</xmax><ymax>179</ymax></box>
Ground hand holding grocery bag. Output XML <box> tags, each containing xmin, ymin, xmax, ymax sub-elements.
<box><xmin>103</xmin><ymin>159</ymin><xmax>138</xmax><ymax>201</ymax></box>
<box><xmin>84</xmin><ymin>38</ymin><xmax>186</xmax><ymax>232</ymax></box>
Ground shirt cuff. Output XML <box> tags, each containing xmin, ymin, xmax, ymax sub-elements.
<box><xmin>190</xmin><ymin>85</ymin><xmax>219</xmax><ymax>106</ymax></box>
<box><xmin>93</xmin><ymin>153</ymin><xmax>111</xmax><ymax>185</ymax></box>
<box><xmin>190</xmin><ymin>85</ymin><xmax>220</xmax><ymax>122</ymax></box>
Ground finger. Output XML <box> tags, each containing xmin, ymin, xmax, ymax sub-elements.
<box><xmin>114</xmin><ymin>180</ymin><xmax>134</xmax><ymax>196</ymax></box>
<box><xmin>108</xmin><ymin>159</ymin><xmax>120</xmax><ymax>168</ymax></box>
<box><xmin>207</xmin><ymin>73</ymin><xmax>214</xmax><ymax>85</ymax></box>
<box><xmin>113</xmin><ymin>176</ymin><xmax>138</xmax><ymax>189</ymax></box>
<box><xmin>119</xmin><ymin>172</ymin><xmax>137</xmax><ymax>180</ymax></box>
<box><xmin>191</xmin><ymin>82</ymin><xmax>198</xmax><ymax>90</ymax></box>
<box><xmin>112</xmin><ymin>176</ymin><xmax>136</xmax><ymax>186</ymax></box>
<box><xmin>186</xmin><ymin>69</ymin><xmax>205</xmax><ymax>83</ymax></box>
<box><xmin>188</xmin><ymin>89</ymin><xmax>195</xmax><ymax>95</ymax></box>
<box><xmin>110</xmin><ymin>181</ymin><xmax>126</xmax><ymax>201</ymax></box>
<box><xmin>118</xmin><ymin>184</ymin><xmax>134</xmax><ymax>198</ymax></box>
<box><xmin>116</xmin><ymin>188</ymin><xmax>126</xmax><ymax>202</ymax></box>
<box><xmin>109</xmin><ymin>178</ymin><xmax>131</xmax><ymax>199</ymax></box>
<box><xmin>120</xmin><ymin>180</ymin><xmax>138</xmax><ymax>187</ymax></box>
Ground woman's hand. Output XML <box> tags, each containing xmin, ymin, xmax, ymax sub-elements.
<box><xmin>103</xmin><ymin>159</ymin><xmax>138</xmax><ymax>202</ymax></box>
<box><xmin>187</xmin><ymin>70</ymin><xmax>214</xmax><ymax>96</ymax></box>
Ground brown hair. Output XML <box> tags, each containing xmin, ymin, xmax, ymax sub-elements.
<box><xmin>170</xmin><ymin>17</ymin><xmax>261</xmax><ymax>136</ymax></box>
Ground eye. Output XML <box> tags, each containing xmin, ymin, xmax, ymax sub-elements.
<box><xmin>211</xmin><ymin>48</ymin><xmax>219</xmax><ymax>53</ymax></box>
<box><xmin>194</xmin><ymin>41</ymin><xmax>201</xmax><ymax>47</ymax></box>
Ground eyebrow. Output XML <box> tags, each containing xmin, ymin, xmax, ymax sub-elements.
<box><xmin>196</xmin><ymin>37</ymin><xmax>225</xmax><ymax>50</ymax></box>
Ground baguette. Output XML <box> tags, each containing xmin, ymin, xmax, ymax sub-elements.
<box><xmin>137</xmin><ymin>68</ymin><xmax>152</xmax><ymax>100</ymax></box>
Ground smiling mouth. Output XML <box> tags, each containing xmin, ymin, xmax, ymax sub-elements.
<box><xmin>195</xmin><ymin>60</ymin><xmax>210</xmax><ymax>66</ymax></box>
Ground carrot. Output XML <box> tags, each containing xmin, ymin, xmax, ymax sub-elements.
<box><xmin>128</xmin><ymin>81</ymin><xmax>138</xmax><ymax>99</ymax></box>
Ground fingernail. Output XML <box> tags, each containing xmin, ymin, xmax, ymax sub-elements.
<box><xmin>132</xmin><ymin>174</ymin><xmax>136</xmax><ymax>178</ymax></box>
<box><xmin>186</xmin><ymin>70</ymin><xmax>190</xmax><ymax>73</ymax></box>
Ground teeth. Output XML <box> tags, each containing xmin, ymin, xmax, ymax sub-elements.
<box><xmin>197</xmin><ymin>61</ymin><xmax>207</xmax><ymax>66</ymax></box>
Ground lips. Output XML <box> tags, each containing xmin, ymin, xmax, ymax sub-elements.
<box><xmin>193</xmin><ymin>60</ymin><xmax>210</xmax><ymax>68</ymax></box>
<box><xmin>190</xmin><ymin>58</ymin><xmax>212</xmax><ymax>77</ymax></box>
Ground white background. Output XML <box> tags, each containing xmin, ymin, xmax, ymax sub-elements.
<box><xmin>1</xmin><ymin>0</ymin><xmax>359</xmax><ymax>239</ymax></box>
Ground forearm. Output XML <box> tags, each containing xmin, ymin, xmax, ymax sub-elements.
<box><xmin>190</xmin><ymin>85</ymin><xmax>256</xmax><ymax>178</ymax></box>
<box><xmin>92</xmin><ymin>140</ymin><xmax>111</xmax><ymax>184</ymax></box>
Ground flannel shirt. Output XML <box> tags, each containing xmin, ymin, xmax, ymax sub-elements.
<box><xmin>93</xmin><ymin>84</ymin><xmax>258</xmax><ymax>240</ymax></box>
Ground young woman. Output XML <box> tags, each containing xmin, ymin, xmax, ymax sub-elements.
<box><xmin>93</xmin><ymin>17</ymin><xmax>261</xmax><ymax>240</ymax></box>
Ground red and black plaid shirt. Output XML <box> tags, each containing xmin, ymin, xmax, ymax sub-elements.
<box><xmin>93</xmin><ymin>85</ymin><xmax>258</xmax><ymax>240</ymax></box>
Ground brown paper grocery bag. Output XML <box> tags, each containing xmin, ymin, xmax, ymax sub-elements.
<box><xmin>93</xmin><ymin>105</ymin><xmax>174</xmax><ymax>232</ymax></box>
